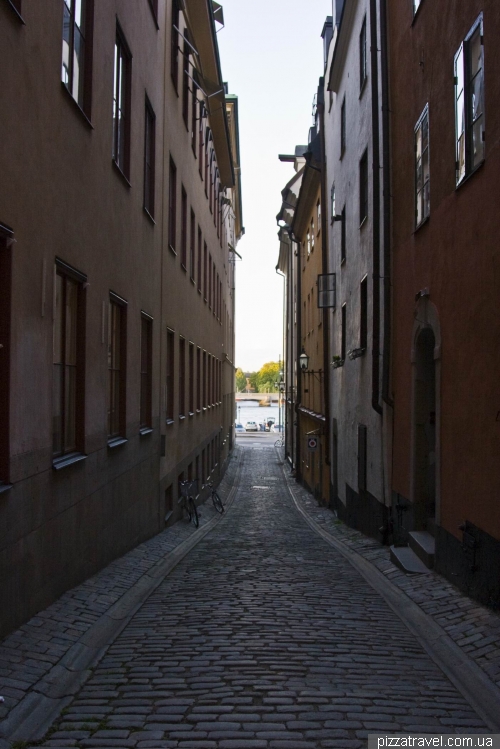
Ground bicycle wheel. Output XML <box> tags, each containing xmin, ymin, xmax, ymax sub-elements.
<box><xmin>182</xmin><ymin>499</ymin><xmax>192</xmax><ymax>523</ymax></box>
<box><xmin>212</xmin><ymin>490</ymin><xmax>224</xmax><ymax>514</ymax></box>
<box><xmin>188</xmin><ymin>497</ymin><xmax>199</xmax><ymax>527</ymax></box>
<box><xmin>275</xmin><ymin>438</ymin><xmax>284</xmax><ymax>447</ymax></box>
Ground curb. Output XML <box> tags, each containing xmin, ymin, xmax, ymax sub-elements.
<box><xmin>280</xmin><ymin>456</ymin><xmax>500</xmax><ymax>733</ymax></box>
<box><xmin>0</xmin><ymin>450</ymin><xmax>245</xmax><ymax>744</ymax></box>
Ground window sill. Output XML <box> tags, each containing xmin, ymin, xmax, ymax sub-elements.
<box><xmin>53</xmin><ymin>452</ymin><xmax>88</xmax><ymax>470</ymax></box>
<box><xmin>359</xmin><ymin>216</ymin><xmax>368</xmax><ymax>229</ymax></box>
<box><xmin>190</xmin><ymin>276</ymin><xmax>195</xmax><ymax>285</ymax></box>
<box><xmin>411</xmin><ymin>0</ymin><xmax>426</xmax><ymax>25</ymax></box>
<box><xmin>179</xmin><ymin>415</ymin><xmax>186</xmax><ymax>421</ymax></box>
<box><xmin>455</xmin><ymin>159</ymin><xmax>485</xmax><ymax>192</ymax></box>
<box><xmin>196</xmin><ymin>409</ymin><xmax>201</xmax><ymax>414</ymax></box>
<box><xmin>143</xmin><ymin>207</ymin><xmax>156</xmax><ymax>225</ymax></box>
<box><xmin>169</xmin><ymin>244</ymin><xmax>177</xmax><ymax>256</ymax></box>
<box><xmin>112</xmin><ymin>159</ymin><xmax>131</xmax><ymax>188</ymax></box>
<box><xmin>203</xmin><ymin>407</ymin><xmax>207</xmax><ymax>412</ymax></box>
<box><xmin>341</xmin><ymin>257</ymin><xmax>346</xmax><ymax>266</ymax></box>
<box><xmin>108</xmin><ymin>437</ymin><xmax>128</xmax><ymax>449</ymax></box>
<box><xmin>61</xmin><ymin>83</ymin><xmax>93</xmax><ymax>128</ymax></box>
<box><xmin>189</xmin><ymin>411</ymin><xmax>194</xmax><ymax>417</ymax></box>
<box><xmin>140</xmin><ymin>427</ymin><xmax>153</xmax><ymax>436</ymax></box>
<box><xmin>0</xmin><ymin>481</ymin><xmax>13</xmax><ymax>494</ymax></box>
<box><xmin>181</xmin><ymin>263</ymin><xmax>187</xmax><ymax>272</ymax></box>
<box><xmin>414</xmin><ymin>215</ymin><xmax>430</xmax><ymax>234</ymax></box>
<box><xmin>6</xmin><ymin>1</ymin><xmax>25</xmax><ymax>24</ymax></box>
<box><xmin>166</xmin><ymin>418</ymin><xmax>174</xmax><ymax>426</ymax></box>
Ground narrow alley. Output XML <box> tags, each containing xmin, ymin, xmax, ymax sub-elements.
<box><xmin>2</xmin><ymin>444</ymin><xmax>499</xmax><ymax>748</ymax></box>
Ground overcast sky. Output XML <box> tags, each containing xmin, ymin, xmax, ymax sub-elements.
<box><xmin>217</xmin><ymin>0</ymin><xmax>332</xmax><ymax>373</ymax></box>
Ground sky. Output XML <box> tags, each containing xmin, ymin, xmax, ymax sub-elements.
<box><xmin>216</xmin><ymin>0</ymin><xmax>333</xmax><ymax>373</ymax></box>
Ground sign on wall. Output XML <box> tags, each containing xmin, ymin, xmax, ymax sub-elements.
<box><xmin>307</xmin><ymin>436</ymin><xmax>319</xmax><ymax>451</ymax></box>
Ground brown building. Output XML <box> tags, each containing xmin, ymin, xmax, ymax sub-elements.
<box><xmin>388</xmin><ymin>0</ymin><xmax>500</xmax><ymax>604</ymax></box>
<box><xmin>0</xmin><ymin>0</ymin><xmax>241</xmax><ymax>637</ymax></box>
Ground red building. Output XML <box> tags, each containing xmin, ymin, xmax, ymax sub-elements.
<box><xmin>388</xmin><ymin>0</ymin><xmax>500</xmax><ymax>605</ymax></box>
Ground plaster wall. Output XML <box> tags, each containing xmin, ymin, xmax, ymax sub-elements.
<box><xmin>389</xmin><ymin>0</ymin><xmax>500</xmax><ymax>543</ymax></box>
<box><xmin>324</xmin><ymin>0</ymin><xmax>385</xmax><ymax>513</ymax></box>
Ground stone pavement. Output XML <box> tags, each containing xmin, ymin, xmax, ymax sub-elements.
<box><xmin>1</xmin><ymin>443</ymin><xmax>499</xmax><ymax>748</ymax></box>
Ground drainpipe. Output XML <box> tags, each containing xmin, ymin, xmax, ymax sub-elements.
<box><xmin>276</xmin><ymin>266</ymin><xmax>286</xmax><ymax>454</ymax></box>
<box><xmin>318</xmin><ymin>79</ymin><xmax>331</xmax><ymax>479</ymax></box>
<box><xmin>369</xmin><ymin>0</ymin><xmax>382</xmax><ymax>416</ymax></box>
<box><xmin>295</xmin><ymin>231</ymin><xmax>302</xmax><ymax>482</ymax></box>
<box><xmin>379</xmin><ymin>0</ymin><xmax>392</xmax><ymax>407</ymax></box>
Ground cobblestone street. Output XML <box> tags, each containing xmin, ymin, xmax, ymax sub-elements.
<box><xmin>2</xmin><ymin>443</ymin><xmax>497</xmax><ymax>748</ymax></box>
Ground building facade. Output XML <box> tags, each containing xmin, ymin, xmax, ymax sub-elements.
<box><xmin>388</xmin><ymin>0</ymin><xmax>500</xmax><ymax>605</ymax></box>
<box><xmin>0</xmin><ymin>0</ymin><xmax>241</xmax><ymax>637</ymax></box>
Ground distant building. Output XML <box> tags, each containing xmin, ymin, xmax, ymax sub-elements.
<box><xmin>0</xmin><ymin>0</ymin><xmax>242</xmax><ymax>637</ymax></box>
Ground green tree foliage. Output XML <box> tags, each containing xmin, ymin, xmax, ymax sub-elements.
<box><xmin>248</xmin><ymin>372</ymin><xmax>259</xmax><ymax>392</ymax></box>
<box><xmin>235</xmin><ymin>367</ymin><xmax>246</xmax><ymax>392</ymax></box>
<box><xmin>256</xmin><ymin>361</ymin><xmax>281</xmax><ymax>393</ymax></box>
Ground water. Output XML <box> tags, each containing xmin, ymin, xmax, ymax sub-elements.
<box><xmin>235</xmin><ymin>401</ymin><xmax>281</xmax><ymax>429</ymax></box>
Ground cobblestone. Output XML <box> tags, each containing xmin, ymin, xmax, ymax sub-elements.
<box><xmin>3</xmin><ymin>444</ymin><xmax>500</xmax><ymax>748</ymax></box>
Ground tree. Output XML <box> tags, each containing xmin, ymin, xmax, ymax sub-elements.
<box><xmin>248</xmin><ymin>372</ymin><xmax>259</xmax><ymax>392</ymax></box>
<box><xmin>256</xmin><ymin>361</ymin><xmax>281</xmax><ymax>393</ymax></box>
<box><xmin>235</xmin><ymin>367</ymin><xmax>246</xmax><ymax>392</ymax></box>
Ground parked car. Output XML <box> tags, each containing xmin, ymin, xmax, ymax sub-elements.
<box><xmin>245</xmin><ymin>421</ymin><xmax>258</xmax><ymax>432</ymax></box>
<box><xmin>235</xmin><ymin>423</ymin><xmax>245</xmax><ymax>434</ymax></box>
<box><xmin>271</xmin><ymin>423</ymin><xmax>284</xmax><ymax>433</ymax></box>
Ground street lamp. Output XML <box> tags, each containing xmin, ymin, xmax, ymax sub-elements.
<box><xmin>299</xmin><ymin>347</ymin><xmax>309</xmax><ymax>372</ymax></box>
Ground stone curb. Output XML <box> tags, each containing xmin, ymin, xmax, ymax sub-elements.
<box><xmin>280</xmin><ymin>455</ymin><xmax>500</xmax><ymax>733</ymax></box>
<box><xmin>0</xmin><ymin>449</ymin><xmax>245</xmax><ymax>744</ymax></box>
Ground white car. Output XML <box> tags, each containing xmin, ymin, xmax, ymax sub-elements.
<box><xmin>271</xmin><ymin>423</ymin><xmax>284</xmax><ymax>433</ymax></box>
<box><xmin>245</xmin><ymin>421</ymin><xmax>258</xmax><ymax>432</ymax></box>
<box><xmin>235</xmin><ymin>423</ymin><xmax>245</xmax><ymax>434</ymax></box>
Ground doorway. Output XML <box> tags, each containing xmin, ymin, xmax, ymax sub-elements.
<box><xmin>413</xmin><ymin>327</ymin><xmax>436</xmax><ymax>530</ymax></box>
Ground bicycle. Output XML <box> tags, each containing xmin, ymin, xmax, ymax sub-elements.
<box><xmin>274</xmin><ymin>436</ymin><xmax>285</xmax><ymax>447</ymax></box>
<box><xmin>178</xmin><ymin>479</ymin><xmax>199</xmax><ymax>528</ymax></box>
<box><xmin>207</xmin><ymin>481</ymin><xmax>224</xmax><ymax>514</ymax></box>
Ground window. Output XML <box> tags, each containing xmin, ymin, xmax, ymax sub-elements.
<box><xmin>203</xmin><ymin>241</ymin><xmax>208</xmax><ymax>300</ymax></box>
<box><xmin>192</xmin><ymin>76</ymin><xmax>198</xmax><ymax>155</ymax></box>
<box><xmin>166</xmin><ymin>329</ymin><xmax>174</xmax><ymax>422</ymax></box>
<box><xmin>360</xmin><ymin>277</ymin><xmax>367</xmax><ymax>351</ymax></box>
<box><xmin>208</xmin><ymin>354</ymin><xmax>212</xmax><ymax>406</ymax></box>
<box><xmin>147</xmin><ymin>0</ymin><xmax>158</xmax><ymax>25</ymax></box>
<box><xmin>189</xmin><ymin>342</ymin><xmax>194</xmax><ymax>414</ymax></box>
<box><xmin>182</xmin><ymin>37</ymin><xmax>190</xmax><ymax>127</ymax></box>
<box><xmin>171</xmin><ymin>0</ymin><xmax>179</xmax><ymax>91</ymax></box>
<box><xmin>169</xmin><ymin>158</ymin><xmax>177</xmax><ymax>251</ymax></box>
<box><xmin>317</xmin><ymin>200</ymin><xmax>321</xmax><ymax>232</ymax></box>
<box><xmin>62</xmin><ymin>0</ymin><xmax>93</xmax><ymax>116</ymax></box>
<box><xmin>208</xmin><ymin>254</ymin><xmax>212</xmax><ymax>308</ymax></box>
<box><xmin>140</xmin><ymin>313</ymin><xmax>153</xmax><ymax>430</ymax></box>
<box><xmin>306</xmin><ymin>229</ymin><xmax>311</xmax><ymax>257</ymax></box>
<box><xmin>112</xmin><ymin>25</ymin><xmax>132</xmax><ymax>178</ymax></box>
<box><xmin>415</xmin><ymin>105</ymin><xmax>430</xmax><ymax>226</ymax></box>
<box><xmin>144</xmin><ymin>97</ymin><xmax>156</xmax><ymax>218</ymax></box>
<box><xmin>310</xmin><ymin>218</ymin><xmax>315</xmax><ymax>251</ymax></box>
<box><xmin>197</xmin><ymin>227</ymin><xmax>202</xmax><ymax>292</ymax></box>
<box><xmin>53</xmin><ymin>260</ymin><xmax>86</xmax><ymax>461</ymax></box>
<box><xmin>181</xmin><ymin>186</ymin><xmax>187</xmax><ymax>268</ymax></box>
<box><xmin>331</xmin><ymin>183</ymin><xmax>336</xmax><ymax>223</ymax></box>
<box><xmin>455</xmin><ymin>15</ymin><xmax>484</xmax><ymax>185</ymax></box>
<box><xmin>340</xmin><ymin>96</ymin><xmax>346</xmax><ymax>154</ymax></box>
<box><xmin>340</xmin><ymin>206</ymin><xmax>346</xmax><ymax>263</ymax></box>
<box><xmin>179</xmin><ymin>337</ymin><xmax>185</xmax><ymax>418</ymax></box>
<box><xmin>341</xmin><ymin>303</ymin><xmax>346</xmax><ymax>362</ymax></box>
<box><xmin>199</xmin><ymin>105</ymin><xmax>205</xmax><ymax>175</ymax></box>
<box><xmin>190</xmin><ymin>210</ymin><xmax>196</xmax><ymax>281</ymax></box>
<box><xmin>108</xmin><ymin>293</ymin><xmax>127</xmax><ymax>441</ymax></box>
<box><xmin>358</xmin><ymin>424</ymin><xmax>367</xmax><ymax>491</ymax></box>
<box><xmin>202</xmin><ymin>350</ymin><xmax>207</xmax><ymax>408</ymax></box>
<box><xmin>359</xmin><ymin>149</ymin><xmax>368</xmax><ymax>225</ymax></box>
<box><xmin>359</xmin><ymin>17</ymin><xmax>367</xmax><ymax>92</ymax></box>
<box><xmin>196</xmin><ymin>346</ymin><xmax>201</xmax><ymax>410</ymax></box>
<box><xmin>0</xmin><ymin>225</ymin><xmax>13</xmax><ymax>483</ymax></box>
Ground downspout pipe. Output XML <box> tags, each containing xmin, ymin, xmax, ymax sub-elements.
<box><xmin>318</xmin><ymin>80</ymin><xmax>331</xmax><ymax>473</ymax></box>
<box><xmin>379</xmin><ymin>0</ymin><xmax>392</xmax><ymax>407</ymax></box>
<box><xmin>369</xmin><ymin>0</ymin><xmax>383</xmax><ymax>415</ymax></box>
<box><xmin>276</xmin><ymin>266</ymin><xmax>286</xmax><ymax>455</ymax></box>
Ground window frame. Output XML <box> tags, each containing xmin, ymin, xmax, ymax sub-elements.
<box><xmin>360</xmin><ymin>276</ymin><xmax>368</xmax><ymax>352</ymax></box>
<box><xmin>0</xmin><ymin>225</ymin><xmax>13</xmax><ymax>484</ymax></box>
<box><xmin>108</xmin><ymin>291</ymin><xmax>127</xmax><ymax>445</ymax></box>
<box><xmin>188</xmin><ymin>342</ymin><xmax>194</xmax><ymax>415</ymax></box>
<box><xmin>340</xmin><ymin>205</ymin><xmax>346</xmax><ymax>264</ymax></box>
<box><xmin>61</xmin><ymin>0</ymin><xmax>94</xmax><ymax>118</ymax></box>
<box><xmin>415</xmin><ymin>104</ymin><xmax>430</xmax><ymax>228</ymax></box>
<box><xmin>52</xmin><ymin>258</ymin><xmax>87</xmax><ymax>464</ymax></box>
<box><xmin>168</xmin><ymin>157</ymin><xmax>177</xmax><ymax>252</ymax></box>
<box><xmin>112</xmin><ymin>23</ymin><xmax>132</xmax><ymax>179</ymax></box>
<box><xmin>147</xmin><ymin>0</ymin><xmax>159</xmax><ymax>27</ymax></box>
<box><xmin>170</xmin><ymin>0</ymin><xmax>180</xmax><ymax>92</ymax></box>
<box><xmin>144</xmin><ymin>96</ymin><xmax>156</xmax><ymax>219</ymax></box>
<box><xmin>140</xmin><ymin>312</ymin><xmax>153</xmax><ymax>432</ymax></box>
<box><xmin>341</xmin><ymin>303</ymin><xmax>347</xmax><ymax>362</ymax></box>
<box><xmin>166</xmin><ymin>328</ymin><xmax>175</xmax><ymax>424</ymax></box>
<box><xmin>178</xmin><ymin>336</ymin><xmax>186</xmax><ymax>419</ymax></box>
<box><xmin>180</xmin><ymin>185</ymin><xmax>187</xmax><ymax>269</ymax></box>
<box><xmin>190</xmin><ymin>209</ymin><xmax>196</xmax><ymax>282</ymax></box>
<box><xmin>182</xmin><ymin>36</ymin><xmax>190</xmax><ymax>128</ymax></box>
<box><xmin>340</xmin><ymin>96</ymin><xmax>346</xmax><ymax>155</ymax></box>
<box><xmin>359</xmin><ymin>148</ymin><xmax>369</xmax><ymax>226</ymax></box>
<box><xmin>454</xmin><ymin>14</ymin><xmax>485</xmax><ymax>186</ymax></box>
<box><xmin>359</xmin><ymin>17</ymin><xmax>367</xmax><ymax>93</ymax></box>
